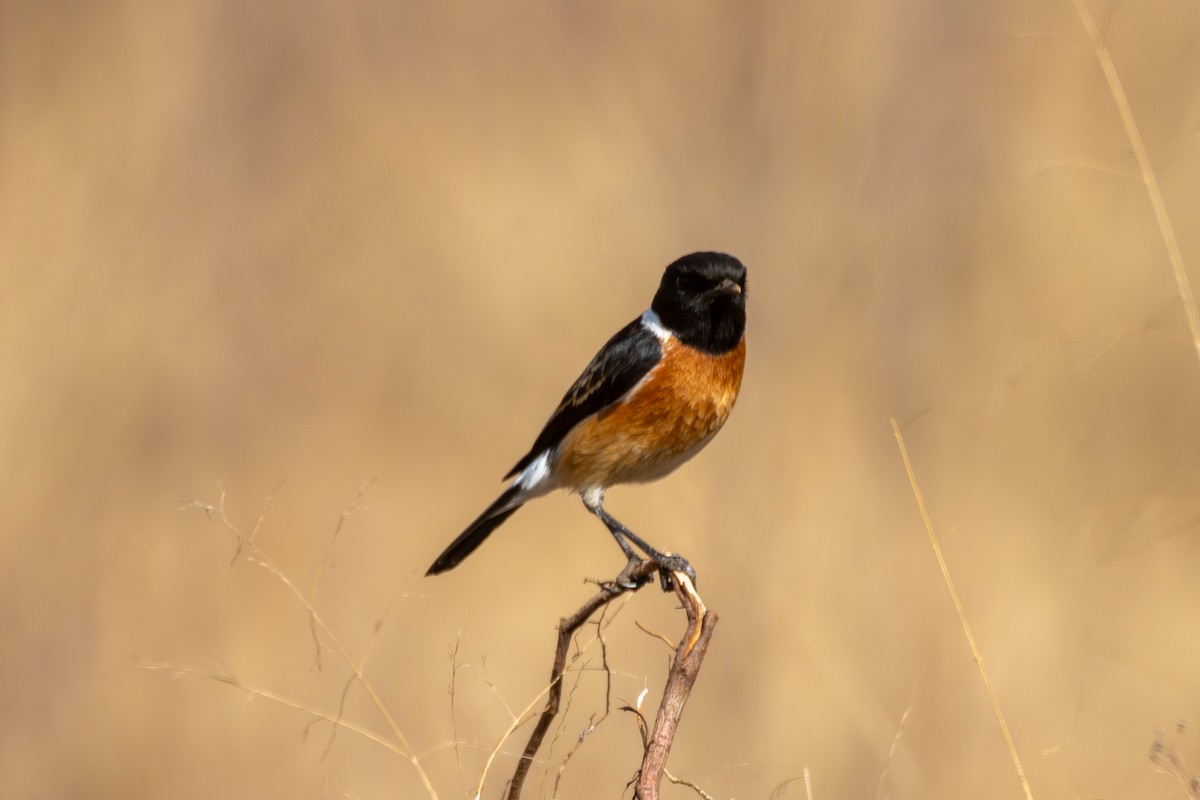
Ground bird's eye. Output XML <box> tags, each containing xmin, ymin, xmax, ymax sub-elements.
<box><xmin>674</xmin><ymin>273</ymin><xmax>695</xmax><ymax>292</ymax></box>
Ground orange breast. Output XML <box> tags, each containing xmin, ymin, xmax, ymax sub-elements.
<box><xmin>556</xmin><ymin>335</ymin><xmax>745</xmax><ymax>489</ymax></box>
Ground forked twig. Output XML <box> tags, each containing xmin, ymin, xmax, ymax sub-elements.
<box><xmin>504</xmin><ymin>560</ymin><xmax>658</xmax><ymax>800</ymax></box>
<box><xmin>503</xmin><ymin>561</ymin><xmax>717</xmax><ymax>800</ymax></box>
<box><xmin>549</xmin><ymin>604</ymin><xmax>620</xmax><ymax>797</ymax></box>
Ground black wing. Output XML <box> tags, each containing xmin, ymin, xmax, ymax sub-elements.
<box><xmin>503</xmin><ymin>317</ymin><xmax>663</xmax><ymax>479</ymax></box>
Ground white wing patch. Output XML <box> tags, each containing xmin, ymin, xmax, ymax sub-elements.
<box><xmin>514</xmin><ymin>449</ymin><xmax>552</xmax><ymax>492</ymax></box>
<box><xmin>514</xmin><ymin>312</ymin><xmax>672</xmax><ymax>499</ymax></box>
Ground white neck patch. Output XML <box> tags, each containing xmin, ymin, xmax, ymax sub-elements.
<box><xmin>640</xmin><ymin>309</ymin><xmax>671</xmax><ymax>342</ymax></box>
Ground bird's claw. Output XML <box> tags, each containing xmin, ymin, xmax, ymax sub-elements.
<box><xmin>654</xmin><ymin>554</ymin><xmax>695</xmax><ymax>592</ymax></box>
<box><xmin>603</xmin><ymin>555</ymin><xmax>650</xmax><ymax>593</ymax></box>
<box><xmin>599</xmin><ymin>555</ymin><xmax>696</xmax><ymax>594</ymax></box>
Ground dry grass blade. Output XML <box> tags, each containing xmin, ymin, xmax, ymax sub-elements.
<box><xmin>175</xmin><ymin>487</ymin><xmax>439</xmax><ymax>800</ymax></box>
<box><xmin>134</xmin><ymin>660</ymin><xmax>407</xmax><ymax>756</ymax></box>
<box><xmin>1070</xmin><ymin>0</ymin><xmax>1200</xmax><ymax>368</ymax></box>
<box><xmin>447</xmin><ymin>637</ymin><xmax>470</xmax><ymax>796</ymax></box>
<box><xmin>1020</xmin><ymin>156</ymin><xmax>1139</xmax><ymax>179</ymax></box>
<box><xmin>875</xmin><ymin>707</ymin><xmax>912</xmax><ymax>800</ymax></box>
<box><xmin>309</xmin><ymin>477</ymin><xmax>377</xmax><ymax>669</ymax></box>
<box><xmin>890</xmin><ymin>418</ymin><xmax>1035</xmax><ymax>800</ymax></box>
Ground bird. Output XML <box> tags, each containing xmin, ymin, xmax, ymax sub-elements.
<box><xmin>426</xmin><ymin>251</ymin><xmax>747</xmax><ymax>589</ymax></box>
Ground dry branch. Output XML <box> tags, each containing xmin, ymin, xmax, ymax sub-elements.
<box><xmin>634</xmin><ymin>572</ymin><xmax>717</xmax><ymax>800</ymax></box>
<box><xmin>504</xmin><ymin>561</ymin><xmax>717</xmax><ymax>800</ymax></box>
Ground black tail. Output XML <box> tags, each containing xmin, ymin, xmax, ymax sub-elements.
<box><xmin>426</xmin><ymin>486</ymin><xmax>523</xmax><ymax>575</ymax></box>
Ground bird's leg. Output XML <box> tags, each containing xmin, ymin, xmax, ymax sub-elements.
<box><xmin>580</xmin><ymin>492</ymin><xmax>647</xmax><ymax>590</ymax></box>
<box><xmin>602</xmin><ymin>522</ymin><xmax>647</xmax><ymax>591</ymax></box>
<box><xmin>587</xmin><ymin>501</ymin><xmax>696</xmax><ymax>590</ymax></box>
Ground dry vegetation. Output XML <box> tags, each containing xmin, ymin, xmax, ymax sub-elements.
<box><xmin>2</xmin><ymin>1</ymin><xmax>1199</xmax><ymax>798</ymax></box>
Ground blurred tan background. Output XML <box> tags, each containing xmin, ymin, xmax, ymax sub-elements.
<box><xmin>2</xmin><ymin>0</ymin><xmax>1199</xmax><ymax>797</ymax></box>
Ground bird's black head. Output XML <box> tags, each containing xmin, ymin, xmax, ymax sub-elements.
<box><xmin>650</xmin><ymin>252</ymin><xmax>747</xmax><ymax>354</ymax></box>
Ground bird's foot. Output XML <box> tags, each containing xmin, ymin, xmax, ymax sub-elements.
<box><xmin>602</xmin><ymin>555</ymin><xmax>652</xmax><ymax>593</ymax></box>
<box><xmin>653</xmin><ymin>554</ymin><xmax>696</xmax><ymax>592</ymax></box>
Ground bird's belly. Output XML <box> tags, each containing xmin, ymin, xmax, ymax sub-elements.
<box><xmin>555</xmin><ymin>336</ymin><xmax>745</xmax><ymax>489</ymax></box>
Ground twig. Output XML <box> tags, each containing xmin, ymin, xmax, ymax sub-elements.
<box><xmin>635</xmin><ymin>619</ymin><xmax>678</xmax><ymax>652</ymax></box>
<box><xmin>663</xmin><ymin>768</ymin><xmax>717</xmax><ymax>800</ymax></box>
<box><xmin>890</xmin><ymin>417</ymin><xmax>1034</xmax><ymax>800</ymax></box>
<box><xmin>635</xmin><ymin>571</ymin><xmax>718</xmax><ymax>800</ymax></box>
<box><xmin>1070</xmin><ymin>0</ymin><xmax>1200</xmax><ymax>368</ymax></box>
<box><xmin>550</xmin><ymin>605</ymin><xmax>617</xmax><ymax>798</ymax></box>
<box><xmin>504</xmin><ymin>560</ymin><xmax>659</xmax><ymax>800</ymax></box>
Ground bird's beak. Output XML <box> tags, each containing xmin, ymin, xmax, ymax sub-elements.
<box><xmin>710</xmin><ymin>278</ymin><xmax>742</xmax><ymax>297</ymax></box>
